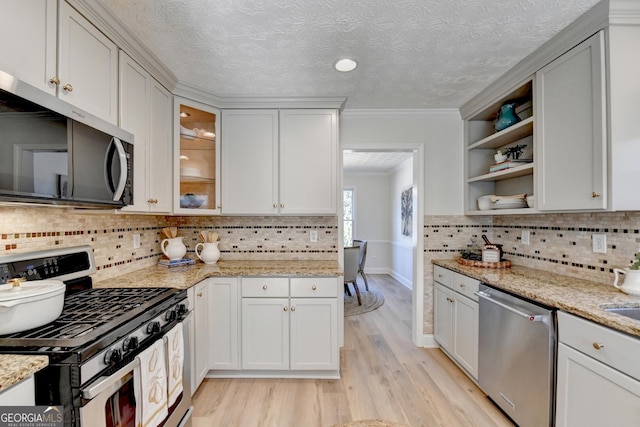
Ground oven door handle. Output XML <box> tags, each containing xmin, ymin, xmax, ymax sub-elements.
<box><xmin>82</xmin><ymin>358</ymin><xmax>140</xmax><ymax>400</ymax></box>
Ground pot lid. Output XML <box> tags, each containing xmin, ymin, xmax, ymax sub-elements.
<box><xmin>0</xmin><ymin>280</ymin><xmax>65</xmax><ymax>302</ymax></box>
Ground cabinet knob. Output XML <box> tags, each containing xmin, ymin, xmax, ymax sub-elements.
<box><xmin>438</xmin><ymin>274</ymin><xmax>444</xmax><ymax>278</ymax></box>
<box><xmin>147</xmin><ymin>198</ymin><xmax>158</xmax><ymax>204</ymax></box>
<box><xmin>197</xmin><ymin>292</ymin><xmax>203</xmax><ymax>297</ymax></box>
<box><xmin>592</xmin><ymin>192</ymin><xmax>601</xmax><ymax>198</ymax></box>
<box><xmin>262</xmin><ymin>284</ymin><xmax>268</xmax><ymax>290</ymax></box>
<box><xmin>217</xmin><ymin>205</ymin><xmax>221</xmax><ymax>209</ymax></box>
<box><xmin>283</xmin><ymin>306</ymin><xmax>288</xmax><ymax>312</ymax></box>
<box><xmin>62</xmin><ymin>83</ymin><xmax>73</xmax><ymax>92</ymax></box>
<box><xmin>459</xmin><ymin>283</ymin><xmax>466</xmax><ymax>288</ymax></box>
<box><xmin>280</xmin><ymin>203</ymin><xmax>285</xmax><ymax>208</ymax></box>
<box><xmin>312</xmin><ymin>285</ymin><xmax>317</xmax><ymax>291</ymax></box>
<box><xmin>49</xmin><ymin>77</ymin><xmax>60</xmax><ymax>85</ymax></box>
<box><xmin>273</xmin><ymin>203</ymin><xmax>278</xmax><ymax>208</ymax></box>
<box><xmin>290</xmin><ymin>306</ymin><xmax>296</xmax><ymax>312</ymax></box>
<box><xmin>592</xmin><ymin>342</ymin><xmax>604</xmax><ymax>350</ymax></box>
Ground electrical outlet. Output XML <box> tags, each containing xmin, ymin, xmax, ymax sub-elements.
<box><xmin>521</xmin><ymin>230</ymin><xmax>530</xmax><ymax>245</ymax></box>
<box><xmin>309</xmin><ymin>230</ymin><xmax>318</xmax><ymax>242</ymax></box>
<box><xmin>593</xmin><ymin>233</ymin><xmax>606</xmax><ymax>254</ymax></box>
<box><xmin>133</xmin><ymin>233</ymin><xmax>141</xmax><ymax>249</ymax></box>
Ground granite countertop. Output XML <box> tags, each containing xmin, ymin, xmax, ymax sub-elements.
<box><xmin>95</xmin><ymin>259</ymin><xmax>343</xmax><ymax>290</ymax></box>
<box><xmin>433</xmin><ymin>259</ymin><xmax>640</xmax><ymax>338</ymax></box>
<box><xmin>0</xmin><ymin>355</ymin><xmax>48</xmax><ymax>392</ymax></box>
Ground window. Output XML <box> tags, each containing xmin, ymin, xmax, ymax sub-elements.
<box><xmin>343</xmin><ymin>188</ymin><xmax>355</xmax><ymax>246</ymax></box>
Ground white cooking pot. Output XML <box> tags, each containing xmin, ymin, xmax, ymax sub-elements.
<box><xmin>0</xmin><ymin>279</ymin><xmax>65</xmax><ymax>335</ymax></box>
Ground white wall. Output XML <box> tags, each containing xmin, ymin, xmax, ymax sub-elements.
<box><xmin>390</xmin><ymin>157</ymin><xmax>414</xmax><ymax>288</ymax></box>
<box><xmin>343</xmin><ymin>173</ymin><xmax>391</xmax><ymax>274</ymax></box>
<box><xmin>340</xmin><ymin>110</ymin><xmax>464</xmax><ymax>215</ymax></box>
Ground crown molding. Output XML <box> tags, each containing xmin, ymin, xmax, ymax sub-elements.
<box><xmin>341</xmin><ymin>109</ymin><xmax>460</xmax><ymax>119</ymax></box>
<box><xmin>460</xmin><ymin>0</ymin><xmax>609</xmax><ymax>119</ymax></box>
<box><xmin>68</xmin><ymin>0</ymin><xmax>178</xmax><ymax>91</ymax></box>
<box><xmin>173</xmin><ymin>81</ymin><xmax>347</xmax><ymax>110</ymax></box>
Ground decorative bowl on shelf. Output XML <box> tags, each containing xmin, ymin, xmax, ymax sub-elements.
<box><xmin>180</xmin><ymin>167</ymin><xmax>202</xmax><ymax>178</ymax></box>
<box><xmin>527</xmin><ymin>195</ymin><xmax>535</xmax><ymax>208</ymax></box>
<box><xmin>180</xmin><ymin>193</ymin><xmax>207</xmax><ymax>208</ymax></box>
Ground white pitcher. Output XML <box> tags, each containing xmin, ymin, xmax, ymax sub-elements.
<box><xmin>613</xmin><ymin>268</ymin><xmax>640</xmax><ymax>296</ymax></box>
<box><xmin>161</xmin><ymin>237</ymin><xmax>187</xmax><ymax>261</ymax></box>
<box><xmin>195</xmin><ymin>242</ymin><xmax>220</xmax><ymax>264</ymax></box>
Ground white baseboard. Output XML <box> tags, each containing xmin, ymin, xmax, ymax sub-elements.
<box><xmin>420</xmin><ymin>334</ymin><xmax>439</xmax><ymax>348</ymax></box>
<box><xmin>389</xmin><ymin>270</ymin><xmax>412</xmax><ymax>289</ymax></box>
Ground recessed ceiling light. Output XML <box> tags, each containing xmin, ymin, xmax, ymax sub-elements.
<box><xmin>334</xmin><ymin>58</ymin><xmax>357</xmax><ymax>72</ymax></box>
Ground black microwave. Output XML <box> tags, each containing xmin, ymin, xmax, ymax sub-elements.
<box><xmin>0</xmin><ymin>70</ymin><xmax>133</xmax><ymax>208</ymax></box>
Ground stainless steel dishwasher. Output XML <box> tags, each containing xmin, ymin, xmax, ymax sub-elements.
<box><xmin>476</xmin><ymin>284</ymin><xmax>556</xmax><ymax>427</ymax></box>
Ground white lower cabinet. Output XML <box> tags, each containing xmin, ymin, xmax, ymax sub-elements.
<box><xmin>240</xmin><ymin>277</ymin><xmax>339</xmax><ymax>374</ymax></box>
<box><xmin>208</xmin><ymin>277</ymin><xmax>240</xmax><ymax>370</ymax></box>
<box><xmin>556</xmin><ymin>311</ymin><xmax>640</xmax><ymax>426</ymax></box>
<box><xmin>191</xmin><ymin>280</ymin><xmax>209</xmax><ymax>392</ymax></box>
<box><xmin>0</xmin><ymin>376</ymin><xmax>35</xmax><ymax>405</ymax></box>
<box><xmin>433</xmin><ymin>266</ymin><xmax>479</xmax><ymax>380</ymax></box>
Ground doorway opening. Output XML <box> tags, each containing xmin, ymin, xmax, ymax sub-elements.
<box><xmin>340</xmin><ymin>146</ymin><xmax>425</xmax><ymax>346</ymax></box>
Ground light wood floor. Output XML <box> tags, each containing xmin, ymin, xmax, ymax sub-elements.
<box><xmin>192</xmin><ymin>274</ymin><xmax>514</xmax><ymax>427</ymax></box>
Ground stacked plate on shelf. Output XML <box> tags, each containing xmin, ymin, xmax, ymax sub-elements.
<box><xmin>477</xmin><ymin>194</ymin><xmax>528</xmax><ymax>210</ymax></box>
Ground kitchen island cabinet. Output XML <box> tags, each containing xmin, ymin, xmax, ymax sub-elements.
<box><xmin>221</xmin><ymin>109</ymin><xmax>338</xmax><ymax>215</ymax></box>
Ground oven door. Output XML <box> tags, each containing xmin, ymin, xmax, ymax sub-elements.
<box><xmin>80</xmin><ymin>359</ymin><xmax>140</xmax><ymax>427</ymax></box>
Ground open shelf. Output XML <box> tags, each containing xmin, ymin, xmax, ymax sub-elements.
<box><xmin>468</xmin><ymin>116</ymin><xmax>534</xmax><ymax>150</ymax></box>
<box><xmin>468</xmin><ymin>163</ymin><xmax>534</xmax><ymax>183</ymax></box>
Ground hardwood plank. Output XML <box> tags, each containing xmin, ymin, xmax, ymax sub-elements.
<box><xmin>192</xmin><ymin>274</ymin><xmax>514</xmax><ymax>426</ymax></box>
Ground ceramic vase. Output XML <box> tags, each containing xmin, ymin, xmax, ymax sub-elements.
<box><xmin>613</xmin><ymin>268</ymin><xmax>640</xmax><ymax>296</ymax></box>
<box><xmin>495</xmin><ymin>102</ymin><xmax>521</xmax><ymax>131</ymax></box>
<box><xmin>161</xmin><ymin>237</ymin><xmax>187</xmax><ymax>261</ymax></box>
<box><xmin>195</xmin><ymin>242</ymin><xmax>220</xmax><ymax>264</ymax></box>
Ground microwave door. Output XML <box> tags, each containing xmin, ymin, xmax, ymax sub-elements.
<box><xmin>70</xmin><ymin>121</ymin><xmax>120</xmax><ymax>205</ymax></box>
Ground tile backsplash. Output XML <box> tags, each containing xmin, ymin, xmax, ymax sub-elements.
<box><xmin>0</xmin><ymin>206</ymin><xmax>338</xmax><ymax>282</ymax></box>
<box><xmin>423</xmin><ymin>211</ymin><xmax>640</xmax><ymax>334</ymax></box>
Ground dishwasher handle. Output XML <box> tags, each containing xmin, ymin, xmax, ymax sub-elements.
<box><xmin>474</xmin><ymin>290</ymin><xmax>547</xmax><ymax>323</ymax></box>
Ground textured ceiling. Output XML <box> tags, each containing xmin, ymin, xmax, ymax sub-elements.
<box><xmin>101</xmin><ymin>0</ymin><xmax>600</xmax><ymax>109</ymax></box>
<box><xmin>343</xmin><ymin>151</ymin><xmax>413</xmax><ymax>174</ymax></box>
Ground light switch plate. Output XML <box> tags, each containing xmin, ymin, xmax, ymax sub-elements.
<box><xmin>310</xmin><ymin>230</ymin><xmax>318</xmax><ymax>242</ymax></box>
<box><xmin>593</xmin><ymin>233</ymin><xmax>606</xmax><ymax>254</ymax></box>
<box><xmin>521</xmin><ymin>230</ymin><xmax>530</xmax><ymax>245</ymax></box>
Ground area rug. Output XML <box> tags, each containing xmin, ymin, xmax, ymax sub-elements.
<box><xmin>344</xmin><ymin>285</ymin><xmax>384</xmax><ymax>316</ymax></box>
<box><xmin>333</xmin><ymin>420</ymin><xmax>409</xmax><ymax>427</ymax></box>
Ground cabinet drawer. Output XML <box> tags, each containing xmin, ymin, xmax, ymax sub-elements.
<box><xmin>558</xmin><ymin>311</ymin><xmax>640</xmax><ymax>381</ymax></box>
<box><xmin>290</xmin><ymin>277</ymin><xmax>337</xmax><ymax>298</ymax></box>
<box><xmin>451</xmin><ymin>272</ymin><xmax>480</xmax><ymax>301</ymax></box>
<box><xmin>433</xmin><ymin>265</ymin><xmax>452</xmax><ymax>287</ymax></box>
<box><xmin>241</xmin><ymin>278</ymin><xmax>289</xmax><ymax>297</ymax></box>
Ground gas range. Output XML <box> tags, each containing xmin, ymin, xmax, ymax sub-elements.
<box><xmin>0</xmin><ymin>246</ymin><xmax>191</xmax><ymax>427</ymax></box>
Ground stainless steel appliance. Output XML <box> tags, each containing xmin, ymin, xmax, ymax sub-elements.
<box><xmin>0</xmin><ymin>246</ymin><xmax>192</xmax><ymax>427</ymax></box>
<box><xmin>476</xmin><ymin>284</ymin><xmax>556</xmax><ymax>427</ymax></box>
<box><xmin>0</xmin><ymin>70</ymin><xmax>133</xmax><ymax>207</ymax></box>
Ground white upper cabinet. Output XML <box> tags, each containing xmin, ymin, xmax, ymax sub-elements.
<box><xmin>536</xmin><ymin>31</ymin><xmax>606</xmax><ymax>211</ymax></box>
<box><xmin>0</xmin><ymin>0</ymin><xmax>57</xmax><ymax>95</ymax></box>
<box><xmin>58</xmin><ymin>1</ymin><xmax>119</xmax><ymax>124</ymax></box>
<box><xmin>174</xmin><ymin>98</ymin><xmax>221</xmax><ymax>215</ymax></box>
<box><xmin>221</xmin><ymin>109</ymin><xmax>338</xmax><ymax>216</ymax></box>
<box><xmin>0</xmin><ymin>1</ymin><xmax>118</xmax><ymax>124</ymax></box>
<box><xmin>279</xmin><ymin>109</ymin><xmax>338</xmax><ymax>215</ymax></box>
<box><xmin>221</xmin><ymin>110</ymin><xmax>279</xmax><ymax>215</ymax></box>
<box><xmin>119</xmin><ymin>51</ymin><xmax>172</xmax><ymax>213</ymax></box>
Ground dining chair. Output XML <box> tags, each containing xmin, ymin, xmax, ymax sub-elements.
<box><xmin>344</xmin><ymin>246</ymin><xmax>361</xmax><ymax>305</ymax></box>
<box><xmin>352</xmin><ymin>239</ymin><xmax>369</xmax><ymax>291</ymax></box>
